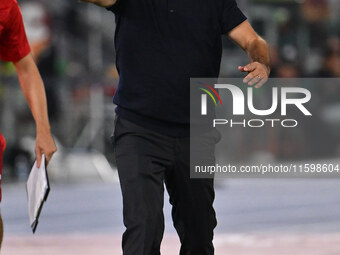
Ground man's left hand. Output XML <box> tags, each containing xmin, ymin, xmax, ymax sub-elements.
<box><xmin>238</xmin><ymin>61</ymin><xmax>270</xmax><ymax>88</ymax></box>
<box><xmin>35</xmin><ymin>129</ymin><xmax>57</xmax><ymax>168</ymax></box>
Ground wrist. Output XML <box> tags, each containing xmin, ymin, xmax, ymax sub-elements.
<box><xmin>36</xmin><ymin>123</ymin><xmax>51</xmax><ymax>134</ymax></box>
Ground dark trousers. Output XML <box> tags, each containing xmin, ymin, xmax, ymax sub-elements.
<box><xmin>112</xmin><ymin>116</ymin><xmax>218</xmax><ymax>255</ymax></box>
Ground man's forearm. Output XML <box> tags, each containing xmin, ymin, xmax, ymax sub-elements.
<box><xmin>81</xmin><ymin>0</ymin><xmax>117</xmax><ymax>8</ymax></box>
<box><xmin>246</xmin><ymin>38</ymin><xmax>271</xmax><ymax>74</ymax></box>
<box><xmin>14</xmin><ymin>54</ymin><xmax>51</xmax><ymax>133</ymax></box>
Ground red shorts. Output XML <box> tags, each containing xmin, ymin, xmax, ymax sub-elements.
<box><xmin>0</xmin><ymin>134</ymin><xmax>6</xmax><ymax>202</ymax></box>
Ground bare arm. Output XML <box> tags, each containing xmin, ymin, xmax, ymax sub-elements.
<box><xmin>228</xmin><ymin>20</ymin><xmax>271</xmax><ymax>88</ymax></box>
<box><xmin>80</xmin><ymin>0</ymin><xmax>117</xmax><ymax>7</ymax></box>
<box><xmin>14</xmin><ymin>53</ymin><xmax>57</xmax><ymax>167</ymax></box>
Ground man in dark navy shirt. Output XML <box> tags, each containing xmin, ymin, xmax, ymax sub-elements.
<box><xmin>82</xmin><ymin>0</ymin><xmax>270</xmax><ymax>254</ymax></box>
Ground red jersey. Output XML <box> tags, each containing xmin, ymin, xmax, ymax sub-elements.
<box><xmin>0</xmin><ymin>133</ymin><xmax>5</xmax><ymax>169</ymax></box>
<box><xmin>0</xmin><ymin>0</ymin><xmax>29</xmax><ymax>201</ymax></box>
<box><xmin>0</xmin><ymin>0</ymin><xmax>30</xmax><ymax>62</ymax></box>
<box><xmin>0</xmin><ymin>133</ymin><xmax>5</xmax><ymax>165</ymax></box>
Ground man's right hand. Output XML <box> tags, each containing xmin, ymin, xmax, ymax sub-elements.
<box><xmin>80</xmin><ymin>0</ymin><xmax>117</xmax><ymax>8</ymax></box>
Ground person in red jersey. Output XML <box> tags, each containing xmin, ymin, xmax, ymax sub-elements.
<box><xmin>0</xmin><ymin>0</ymin><xmax>57</xmax><ymax>247</ymax></box>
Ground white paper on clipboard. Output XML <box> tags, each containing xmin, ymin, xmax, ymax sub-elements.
<box><xmin>26</xmin><ymin>155</ymin><xmax>50</xmax><ymax>233</ymax></box>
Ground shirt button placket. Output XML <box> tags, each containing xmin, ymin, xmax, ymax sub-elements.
<box><xmin>168</xmin><ymin>0</ymin><xmax>176</xmax><ymax>14</ymax></box>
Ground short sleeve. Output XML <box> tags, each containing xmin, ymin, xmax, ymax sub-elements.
<box><xmin>106</xmin><ymin>0</ymin><xmax>122</xmax><ymax>14</ymax></box>
<box><xmin>221</xmin><ymin>0</ymin><xmax>247</xmax><ymax>34</ymax></box>
<box><xmin>0</xmin><ymin>2</ymin><xmax>30</xmax><ymax>62</ymax></box>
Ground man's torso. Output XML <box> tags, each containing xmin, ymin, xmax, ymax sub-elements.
<box><xmin>108</xmin><ymin>0</ymin><xmax>246</xmax><ymax>136</ymax></box>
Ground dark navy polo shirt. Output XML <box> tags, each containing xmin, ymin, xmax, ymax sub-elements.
<box><xmin>107</xmin><ymin>0</ymin><xmax>247</xmax><ymax>137</ymax></box>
